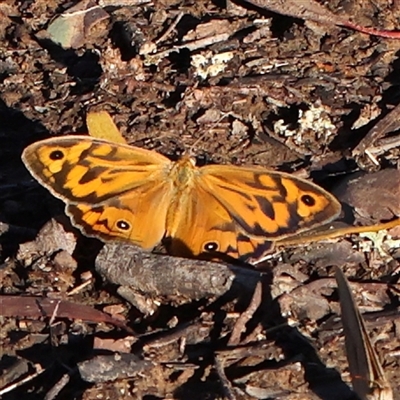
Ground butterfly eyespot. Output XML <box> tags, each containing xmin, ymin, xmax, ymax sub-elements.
<box><xmin>116</xmin><ymin>220</ymin><xmax>130</xmax><ymax>231</ymax></box>
<box><xmin>49</xmin><ymin>150</ymin><xmax>64</xmax><ymax>160</ymax></box>
<box><xmin>301</xmin><ymin>194</ymin><xmax>316</xmax><ymax>207</ymax></box>
<box><xmin>204</xmin><ymin>242</ymin><xmax>219</xmax><ymax>252</ymax></box>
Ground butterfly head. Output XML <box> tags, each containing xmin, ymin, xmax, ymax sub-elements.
<box><xmin>174</xmin><ymin>154</ymin><xmax>196</xmax><ymax>165</ymax></box>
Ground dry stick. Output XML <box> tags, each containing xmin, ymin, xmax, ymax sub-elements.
<box><xmin>78</xmin><ymin>355</ymin><xmax>155</xmax><ymax>383</ymax></box>
<box><xmin>240</xmin><ymin>323</ymin><xmax>264</xmax><ymax>345</ymax></box>
<box><xmin>44</xmin><ymin>373</ymin><xmax>71</xmax><ymax>400</ymax></box>
<box><xmin>275</xmin><ymin>218</ymin><xmax>400</xmax><ymax>247</ymax></box>
<box><xmin>0</xmin><ymin>364</ymin><xmax>45</xmax><ymax>396</ymax></box>
<box><xmin>98</xmin><ymin>0</ymin><xmax>151</xmax><ymax>5</ymax></box>
<box><xmin>228</xmin><ymin>281</ymin><xmax>263</xmax><ymax>346</ymax></box>
<box><xmin>216</xmin><ymin>340</ymin><xmax>277</xmax><ymax>365</ymax></box>
<box><xmin>96</xmin><ymin>243</ymin><xmax>261</xmax><ymax>300</ymax></box>
<box><xmin>363</xmin><ymin>149</ymin><xmax>380</xmax><ymax>167</ymax></box>
<box><xmin>353</xmin><ymin>102</ymin><xmax>400</xmax><ymax>156</ymax></box>
<box><xmin>0</xmin><ymin>296</ymin><xmax>133</xmax><ymax>332</ymax></box>
<box><xmin>48</xmin><ymin>300</ymin><xmax>61</xmax><ymax>326</ymax></box>
<box><xmin>142</xmin><ymin>320</ymin><xmax>210</xmax><ymax>351</ymax></box>
<box><xmin>214</xmin><ymin>356</ymin><xmax>237</xmax><ymax>400</ymax></box>
<box><xmin>67</xmin><ymin>279</ymin><xmax>93</xmax><ymax>296</ymax></box>
<box><xmin>367</xmin><ymin>135</ymin><xmax>400</xmax><ymax>156</ymax></box>
<box><xmin>151</xmin><ymin>33</ymin><xmax>230</xmax><ymax>58</ymax></box>
<box><xmin>155</xmin><ymin>11</ymin><xmax>185</xmax><ymax>44</ymax></box>
<box><xmin>244</xmin><ymin>0</ymin><xmax>400</xmax><ymax>39</ymax></box>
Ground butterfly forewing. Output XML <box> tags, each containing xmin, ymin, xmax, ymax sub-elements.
<box><xmin>22</xmin><ymin>136</ymin><xmax>172</xmax><ymax>203</ymax></box>
<box><xmin>197</xmin><ymin>165</ymin><xmax>341</xmax><ymax>240</ymax></box>
<box><xmin>22</xmin><ymin>136</ymin><xmax>174</xmax><ymax>249</ymax></box>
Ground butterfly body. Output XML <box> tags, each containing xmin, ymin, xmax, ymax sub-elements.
<box><xmin>22</xmin><ymin>135</ymin><xmax>341</xmax><ymax>261</ymax></box>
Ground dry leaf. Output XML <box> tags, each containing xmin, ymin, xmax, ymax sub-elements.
<box><xmin>46</xmin><ymin>0</ymin><xmax>109</xmax><ymax>49</ymax></box>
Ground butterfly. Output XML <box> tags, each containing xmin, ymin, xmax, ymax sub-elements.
<box><xmin>22</xmin><ymin>135</ymin><xmax>341</xmax><ymax>261</ymax></box>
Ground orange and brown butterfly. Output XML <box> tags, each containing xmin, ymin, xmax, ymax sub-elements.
<box><xmin>21</xmin><ymin>111</ymin><xmax>341</xmax><ymax>262</ymax></box>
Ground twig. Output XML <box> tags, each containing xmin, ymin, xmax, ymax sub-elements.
<box><xmin>0</xmin><ymin>364</ymin><xmax>45</xmax><ymax>395</ymax></box>
<box><xmin>367</xmin><ymin>135</ymin><xmax>400</xmax><ymax>155</ymax></box>
<box><xmin>44</xmin><ymin>373</ymin><xmax>71</xmax><ymax>400</ymax></box>
<box><xmin>363</xmin><ymin>149</ymin><xmax>380</xmax><ymax>167</ymax></box>
<box><xmin>150</xmin><ymin>33</ymin><xmax>230</xmax><ymax>60</ymax></box>
<box><xmin>98</xmin><ymin>0</ymin><xmax>151</xmax><ymax>5</ymax></box>
<box><xmin>96</xmin><ymin>243</ymin><xmax>261</xmax><ymax>301</ymax></box>
<box><xmin>228</xmin><ymin>281</ymin><xmax>263</xmax><ymax>346</ymax></box>
<box><xmin>244</xmin><ymin>0</ymin><xmax>400</xmax><ymax>39</ymax></box>
<box><xmin>275</xmin><ymin>218</ymin><xmax>400</xmax><ymax>247</ymax></box>
<box><xmin>142</xmin><ymin>320</ymin><xmax>211</xmax><ymax>351</ymax></box>
<box><xmin>214</xmin><ymin>356</ymin><xmax>236</xmax><ymax>400</ymax></box>
<box><xmin>67</xmin><ymin>279</ymin><xmax>93</xmax><ymax>296</ymax></box>
<box><xmin>155</xmin><ymin>12</ymin><xmax>184</xmax><ymax>44</ymax></box>
<box><xmin>49</xmin><ymin>300</ymin><xmax>61</xmax><ymax>326</ymax></box>
<box><xmin>353</xmin><ymin>103</ymin><xmax>400</xmax><ymax>156</ymax></box>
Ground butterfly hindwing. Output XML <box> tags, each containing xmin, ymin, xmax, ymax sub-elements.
<box><xmin>66</xmin><ymin>177</ymin><xmax>174</xmax><ymax>249</ymax></box>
